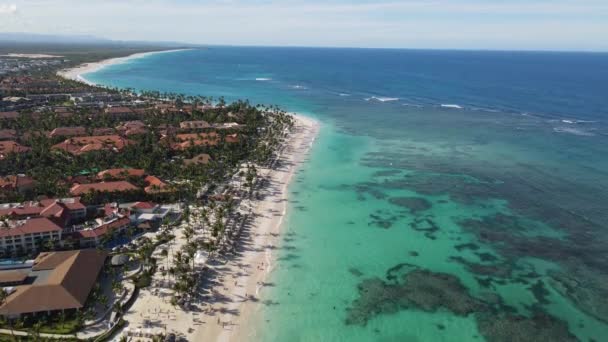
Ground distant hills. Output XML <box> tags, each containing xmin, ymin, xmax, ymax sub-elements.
<box><xmin>0</xmin><ymin>32</ymin><xmax>198</xmax><ymax>48</ymax></box>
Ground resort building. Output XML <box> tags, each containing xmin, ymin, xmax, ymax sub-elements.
<box><xmin>48</xmin><ymin>126</ymin><xmax>86</xmax><ymax>138</ymax></box>
<box><xmin>104</xmin><ymin>106</ymin><xmax>133</xmax><ymax>118</ymax></box>
<box><xmin>116</xmin><ymin>120</ymin><xmax>147</xmax><ymax>136</ymax></box>
<box><xmin>214</xmin><ymin>122</ymin><xmax>243</xmax><ymax>130</ymax></box>
<box><xmin>97</xmin><ymin>168</ymin><xmax>146</xmax><ymax>180</ymax></box>
<box><xmin>0</xmin><ymin>141</ymin><xmax>30</xmax><ymax>160</ymax></box>
<box><xmin>0</xmin><ymin>249</ymin><xmax>107</xmax><ymax>318</ymax></box>
<box><xmin>74</xmin><ymin>215</ymin><xmax>131</xmax><ymax>247</ymax></box>
<box><xmin>92</xmin><ymin>127</ymin><xmax>116</xmax><ymax>136</ymax></box>
<box><xmin>0</xmin><ymin>198</ymin><xmax>87</xmax><ymax>223</ymax></box>
<box><xmin>52</xmin><ymin>135</ymin><xmax>133</xmax><ymax>155</ymax></box>
<box><xmin>129</xmin><ymin>202</ymin><xmax>172</xmax><ymax>224</ymax></box>
<box><xmin>144</xmin><ymin>176</ymin><xmax>169</xmax><ymax>194</ymax></box>
<box><xmin>180</xmin><ymin>120</ymin><xmax>210</xmax><ymax>130</ymax></box>
<box><xmin>0</xmin><ymin>129</ymin><xmax>17</xmax><ymax>140</ymax></box>
<box><xmin>0</xmin><ymin>175</ymin><xmax>35</xmax><ymax>194</ymax></box>
<box><xmin>0</xmin><ymin>217</ymin><xmax>63</xmax><ymax>256</ymax></box>
<box><xmin>168</xmin><ymin>132</ymin><xmax>220</xmax><ymax>150</ymax></box>
<box><xmin>70</xmin><ymin>181</ymin><xmax>139</xmax><ymax>196</ymax></box>
<box><xmin>53</xmin><ymin>107</ymin><xmax>75</xmax><ymax>118</ymax></box>
<box><xmin>0</xmin><ymin>111</ymin><xmax>19</xmax><ymax>120</ymax></box>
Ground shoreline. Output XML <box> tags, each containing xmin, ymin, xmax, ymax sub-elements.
<box><xmin>56</xmin><ymin>49</ymin><xmax>192</xmax><ymax>85</ymax></box>
<box><xmin>55</xmin><ymin>49</ymin><xmax>320</xmax><ymax>340</ymax></box>
<box><xmin>193</xmin><ymin>113</ymin><xmax>319</xmax><ymax>341</ymax></box>
<box><xmin>117</xmin><ymin>113</ymin><xmax>319</xmax><ymax>341</ymax></box>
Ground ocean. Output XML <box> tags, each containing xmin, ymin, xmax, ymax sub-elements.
<box><xmin>86</xmin><ymin>47</ymin><xmax>608</xmax><ymax>341</ymax></box>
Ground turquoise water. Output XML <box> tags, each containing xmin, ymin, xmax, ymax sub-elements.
<box><xmin>87</xmin><ymin>48</ymin><xmax>608</xmax><ymax>341</ymax></box>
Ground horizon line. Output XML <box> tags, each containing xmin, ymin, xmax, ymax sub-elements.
<box><xmin>1</xmin><ymin>33</ymin><xmax>607</xmax><ymax>54</ymax></box>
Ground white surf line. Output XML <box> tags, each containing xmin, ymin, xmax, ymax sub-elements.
<box><xmin>257</xmin><ymin>121</ymin><xmax>310</xmax><ymax>296</ymax></box>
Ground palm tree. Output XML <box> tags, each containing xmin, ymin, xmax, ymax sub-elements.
<box><xmin>100</xmin><ymin>294</ymin><xmax>109</xmax><ymax>309</ymax></box>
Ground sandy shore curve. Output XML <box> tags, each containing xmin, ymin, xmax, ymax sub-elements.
<box><xmin>57</xmin><ymin>49</ymin><xmax>191</xmax><ymax>85</ymax></box>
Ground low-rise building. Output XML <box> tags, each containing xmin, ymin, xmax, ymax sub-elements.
<box><xmin>97</xmin><ymin>168</ymin><xmax>146</xmax><ymax>180</ymax></box>
<box><xmin>0</xmin><ymin>141</ymin><xmax>30</xmax><ymax>160</ymax></box>
<box><xmin>144</xmin><ymin>176</ymin><xmax>169</xmax><ymax>194</ymax></box>
<box><xmin>70</xmin><ymin>181</ymin><xmax>139</xmax><ymax>196</ymax></box>
<box><xmin>74</xmin><ymin>216</ymin><xmax>131</xmax><ymax>247</ymax></box>
<box><xmin>169</xmin><ymin>132</ymin><xmax>220</xmax><ymax>150</ymax></box>
<box><xmin>0</xmin><ymin>129</ymin><xmax>17</xmax><ymax>140</ymax></box>
<box><xmin>0</xmin><ymin>175</ymin><xmax>35</xmax><ymax>194</ymax></box>
<box><xmin>52</xmin><ymin>135</ymin><xmax>132</xmax><ymax>155</ymax></box>
<box><xmin>0</xmin><ymin>249</ymin><xmax>107</xmax><ymax>318</ymax></box>
<box><xmin>116</xmin><ymin>120</ymin><xmax>148</xmax><ymax>136</ymax></box>
<box><xmin>0</xmin><ymin>111</ymin><xmax>19</xmax><ymax>120</ymax></box>
<box><xmin>104</xmin><ymin>106</ymin><xmax>133</xmax><ymax>118</ymax></box>
<box><xmin>0</xmin><ymin>198</ymin><xmax>87</xmax><ymax>224</ymax></box>
<box><xmin>180</xmin><ymin>120</ymin><xmax>210</xmax><ymax>130</ymax></box>
<box><xmin>48</xmin><ymin>126</ymin><xmax>86</xmax><ymax>138</ymax></box>
<box><xmin>0</xmin><ymin>217</ymin><xmax>63</xmax><ymax>255</ymax></box>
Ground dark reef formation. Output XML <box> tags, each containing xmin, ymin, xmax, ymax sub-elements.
<box><xmin>346</xmin><ymin>264</ymin><xmax>579</xmax><ymax>341</ymax></box>
<box><xmin>475</xmin><ymin>311</ymin><xmax>577</xmax><ymax>342</ymax></box>
<box><xmin>388</xmin><ymin>197</ymin><xmax>432</xmax><ymax>213</ymax></box>
<box><xmin>342</xmin><ymin>144</ymin><xmax>608</xmax><ymax>339</ymax></box>
<box><xmin>346</xmin><ymin>267</ymin><xmax>484</xmax><ymax>326</ymax></box>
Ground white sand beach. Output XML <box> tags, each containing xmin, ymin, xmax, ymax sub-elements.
<box><xmin>197</xmin><ymin>114</ymin><xmax>319</xmax><ymax>342</ymax></box>
<box><xmin>57</xmin><ymin>49</ymin><xmax>191</xmax><ymax>85</ymax></box>
<box><xmin>117</xmin><ymin>114</ymin><xmax>319</xmax><ymax>341</ymax></box>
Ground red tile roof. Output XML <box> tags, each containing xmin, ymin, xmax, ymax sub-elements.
<box><xmin>52</xmin><ymin>135</ymin><xmax>132</xmax><ymax>155</ymax></box>
<box><xmin>0</xmin><ymin>129</ymin><xmax>17</xmax><ymax>140</ymax></box>
<box><xmin>75</xmin><ymin>217</ymin><xmax>130</xmax><ymax>239</ymax></box>
<box><xmin>180</xmin><ymin>121</ymin><xmax>210</xmax><ymax>129</ymax></box>
<box><xmin>49</xmin><ymin>127</ymin><xmax>86</xmax><ymax>138</ymax></box>
<box><xmin>0</xmin><ymin>141</ymin><xmax>31</xmax><ymax>159</ymax></box>
<box><xmin>225</xmin><ymin>133</ymin><xmax>239</xmax><ymax>143</ymax></box>
<box><xmin>144</xmin><ymin>176</ymin><xmax>169</xmax><ymax>194</ymax></box>
<box><xmin>105</xmin><ymin>107</ymin><xmax>133</xmax><ymax>115</ymax></box>
<box><xmin>70</xmin><ymin>181</ymin><xmax>139</xmax><ymax>196</ymax></box>
<box><xmin>0</xmin><ymin>111</ymin><xmax>19</xmax><ymax>120</ymax></box>
<box><xmin>132</xmin><ymin>201</ymin><xmax>157</xmax><ymax>210</ymax></box>
<box><xmin>0</xmin><ymin>198</ymin><xmax>85</xmax><ymax>218</ymax></box>
<box><xmin>0</xmin><ymin>175</ymin><xmax>35</xmax><ymax>191</ymax></box>
<box><xmin>0</xmin><ymin>249</ymin><xmax>107</xmax><ymax>316</ymax></box>
<box><xmin>170</xmin><ymin>132</ymin><xmax>220</xmax><ymax>150</ymax></box>
<box><xmin>92</xmin><ymin>127</ymin><xmax>115</xmax><ymax>135</ymax></box>
<box><xmin>0</xmin><ymin>217</ymin><xmax>62</xmax><ymax>238</ymax></box>
<box><xmin>97</xmin><ymin>168</ymin><xmax>145</xmax><ymax>180</ymax></box>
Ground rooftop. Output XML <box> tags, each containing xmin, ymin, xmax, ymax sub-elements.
<box><xmin>0</xmin><ymin>217</ymin><xmax>62</xmax><ymax>238</ymax></box>
<box><xmin>52</xmin><ymin>135</ymin><xmax>132</xmax><ymax>155</ymax></box>
<box><xmin>97</xmin><ymin>168</ymin><xmax>146</xmax><ymax>180</ymax></box>
<box><xmin>70</xmin><ymin>181</ymin><xmax>139</xmax><ymax>196</ymax></box>
<box><xmin>0</xmin><ymin>249</ymin><xmax>107</xmax><ymax>316</ymax></box>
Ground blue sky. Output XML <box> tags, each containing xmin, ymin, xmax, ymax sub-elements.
<box><xmin>1</xmin><ymin>0</ymin><xmax>607</xmax><ymax>51</ymax></box>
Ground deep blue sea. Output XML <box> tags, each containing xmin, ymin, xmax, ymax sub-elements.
<box><xmin>87</xmin><ymin>47</ymin><xmax>608</xmax><ymax>341</ymax></box>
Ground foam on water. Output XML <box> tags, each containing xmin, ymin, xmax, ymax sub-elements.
<box><xmin>366</xmin><ymin>96</ymin><xmax>400</xmax><ymax>102</ymax></box>
<box><xmin>441</xmin><ymin>104</ymin><xmax>464</xmax><ymax>109</ymax></box>
<box><xmin>553</xmin><ymin>126</ymin><xmax>596</xmax><ymax>136</ymax></box>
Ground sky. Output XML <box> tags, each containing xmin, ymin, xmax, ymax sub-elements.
<box><xmin>0</xmin><ymin>0</ymin><xmax>607</xmax><ymax>51</ymax></box>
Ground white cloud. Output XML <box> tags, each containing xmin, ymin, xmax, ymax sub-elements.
<box><xmin>0</xmin><ymin>3</ymin><xmax>17</xmax><ymax>14</ymax></box>
<box><xmin>2</xmin><ymin>0</ymin><xmax>608</xmax><ymax>50</ymax></box>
